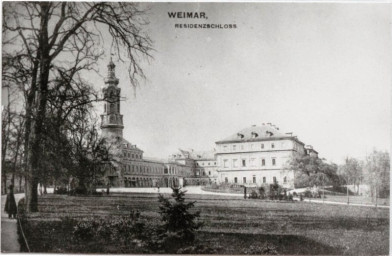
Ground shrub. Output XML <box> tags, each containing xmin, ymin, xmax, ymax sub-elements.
<box><xmin>54</xmin><ymin>187</ymin><xmax>68</xmax><ymax>195</ymax></box>
<box><xmin>157</xmin><ymin>187</ymin><xmax>203</xmax><ymax>253</ymax></box>
<box><xmin>249</xmin><ymin>190</ymin><xmax>259</xmax><ymax>199</ymax></box>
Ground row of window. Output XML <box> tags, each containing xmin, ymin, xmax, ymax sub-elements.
<box><xmin>123</xmin><ymin>151</ymin><xmax>142</xmax><ymax>160</ymax></box>
<box><xmin>223</xmin><ymin>142</ymin><xmax>277</xmax><ymax>152</ymax></box>
<box><xmin>123</xmin><ymin>164</ymin><xmax>162</xmax><ymax>174</ymax></box>
<box><xmin>224</xmin><ymin>176</ymin><xmax>287</xmax><ymax>184</ymax></box>
<box><xmin>164</xmin><ymin>166</ymin><xmax>189</xmax><ymax>175</ymax></box>
<box><xmin>196</xmin><ymin>161</ymin><xmax>216</xmax><ymax>166</ymax></box>
<box><xmin>195</xmin><ymin>170</ymin><xmax>212</xmax><ymax>176</ymax></box>
<box><xmin>222</xmin><ymin>157</ymin><xmax>277</xmax><ymax>168</ymax></box>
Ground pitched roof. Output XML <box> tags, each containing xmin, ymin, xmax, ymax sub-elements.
<box><xmin>120</xmin><ymin>138</ymin><xmax>143</xmax><ymax>152</ymax></box>
<box><xmin>173</xmin><ymin>149</ymin><xmax>216</xmax><ymax>160</ymax></box>
<box><xmin>215</xmin><ymin>124</ymin><xmax>304</xmax><ymax>144</ymax></box>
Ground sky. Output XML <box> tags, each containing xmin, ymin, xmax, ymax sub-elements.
<box><xmin>10</xmin><ymin>2</ymin><xmax>389</xmax><ymax>164</ymax></box>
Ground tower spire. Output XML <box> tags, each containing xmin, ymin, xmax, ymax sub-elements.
<box><xmin>105</xmin><ymin>57</ymin><xmax>119</xmax><ymax>86</ymax></box>
<box><xmin>101</xmin><ymin>58</ymin><xmax>124</xmax><ymax>139</ymax></box>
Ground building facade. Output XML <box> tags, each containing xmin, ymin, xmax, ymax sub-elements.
<box><xmin>215</xmin><ymin>124</ymin><xmax>317</xmax><ymax>189</ymax></box>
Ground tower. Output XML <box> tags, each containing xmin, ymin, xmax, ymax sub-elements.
<box><xmin>101</xmin><ymin>59</ymin><xmax>124</xmax><ymax>139</ymax></box>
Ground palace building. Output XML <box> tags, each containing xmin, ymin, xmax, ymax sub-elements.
<box><xmin>100</xmin><ymin>60</ymin><xmax>317</xmax><ymax>189</ymax></box>
<box><xmin>215</xmin><ymin>124</ymin><xmax>317</xmax><ymax>188</ymax></box>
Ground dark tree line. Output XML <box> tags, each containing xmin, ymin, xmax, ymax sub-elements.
<box><xmin>2</xmin><ymin>2</ymin><xmax>152</xmax><ymax>211</ymax></box>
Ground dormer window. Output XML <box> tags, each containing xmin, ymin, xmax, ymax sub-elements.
<box><xmin>266</xmin><ymin>131</ymin><xmax>274</xmax><ymax>137</ymax></box>
<box><xmin>251</xmin><ymin>132</ymin><xmax>258</xmax><ymax>138</ymax></box>
<box><xmin>237</xmin><ymin>133</ymin><xmax>244</xmax><ymax>139</ymax></box>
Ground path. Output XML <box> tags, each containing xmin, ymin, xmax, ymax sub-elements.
<box><xmin>1</xmin><ymin>193</ymin><xmax>25</xmax><ymax>252</ymax></box>
<box><xmin>298</xmin><ymin>197</ymin><xmax>389</xmax><ymax>209</ymax></box>
<box><xmin>105</xmin><ymin>186</ymin><xmax>244</xmax><ymax>197</ymax></box>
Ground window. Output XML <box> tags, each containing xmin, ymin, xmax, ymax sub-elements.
<box><xmin>223</xmin><ymin>146</ymin><xmax>228</xmax><ymax>152</ymax></box>
<box><xmin>272</xmin><ymin>158</ymin><xmax>276</xmax><ymax>166</ymax></box>
<box><xmin>223</xmin><ymin>159</ymin><xmax>229</xmax><ymax>168</ymax></box>
<box><xmin>208</xmin><ymin>162</ymin><xmax>210</xmax><ymax>166</ymax></box>
<box><xmin>241</xmin><ymin>145</ymin><xmax>244</xmax><ymax>150</ymax></box>
<box><xmin>243</xmin><ymin>177</ymin><xmax>246</xmax><ymax>184</ymax></box>
<box><xmin>250</xmin><ymin>144</ymin><xmax>254</xmax><ymax>149</ymax></box>
<box><xmin>117</xmin><ymin>103</ymin><xmax>120</xmax><ymax>112</ymax></box>
<box><xmin>131</xmin><ymin>154</ymin><xmax>134</xmax><ymax>159</ymax></box>
<box><xmin>263</xmin><ymin>177</ymin><xmax>266</xmax><ymax>183</ymax></box>
<box><xmin>225</xmin><ymin>177</ymin><xmax>228</xmax><ymax>183</ymax></box>
<box><xmin>273</xmin><ymin>176</ymin><xmax>277</xmax><ymax>183</ymax></box>
<box><xmin>261</xmin><ymin>144</ymin><xmax>264</xmax><ymax>149</ymax></box>
<box><xmin>271</xmin><ymin>143</ymin><xmax>275</xmax><ymax>149</ymax></box>
<box><xmin>104</xmin><ymin>104</ymin><xmax>107</xmax><ymax>113</ymax></box>
<box><xmin>209</xmin><ymin>171</ymin><xmax>211</xmax><ymax>175</ymax></box>
<box><xmin>233</xmin><ymin>159</ymin><xmax>238</xmax><ymax>168</ymax></box>
<box><xmin>234</xmin><ymin>177</ymin><xmax>238</xmax><ymax>183</ymax></box>
<box><xmin>214</xmin><ymin>162</ymin><xmax>216</xmax><ymax>165</ymax></box>
<box><xmin>261</xmin><ymin>159</ymin><xmax>266</xmax><ymax>166</ymax></box>
<box><xmin>233</xmin><ymin>145</ymin><xmax>237</xmax><ymax>151</ymax></box>
<box><xmin>283</xmin><ymin>176</ymin><xmax>287</xmax><ymax>183</ymax></box>
<box><xmin>242</xmin><ymin>159</ymin><xmax>246</xmax><ymax>167</ymax></box>
<box><xmin>253</xmin><ymin>176</ymin><xmax>256</xmax><ymax>183</ymax></box>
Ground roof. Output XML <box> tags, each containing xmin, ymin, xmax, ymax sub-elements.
<box><xmin>104</xmin><ymin>136</ymin><xmax>143</xmax><ymax>152</ymax></box>
<box><xmin>120</xmin><ymin>138</ymin><xmax>143</xmax><ymax>152</ymax></box>
<box><xmin>176</xmin><ymin>149</ymin><xmax>216</xmax><ymax>160</ymax></box>
<box><xmin>215</xmin><ymin>124</ymin><xmax>304</xmax><ymax>145</ymax></box>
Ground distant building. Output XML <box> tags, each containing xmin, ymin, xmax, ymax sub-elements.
<box><xmin>215</xmin><ymin>124</ymin><xmax>316</xmax><ymax>188</ymax></box>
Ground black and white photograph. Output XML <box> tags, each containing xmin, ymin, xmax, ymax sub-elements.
<box><xmin>1</xmin><ymin>1</ymin><xmax>390</xmax><ymax>255</ymax></box>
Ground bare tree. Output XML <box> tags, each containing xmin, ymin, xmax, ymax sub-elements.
<box><xmin>3</xmin><ymin>2</ymin><xmax>152</xmax><ymax>211</ymax></box>
<box><xmin>338</xmin><ymin>157</ymin><xmax>363</xmax><ymax>195</ymax></box>
<box><xmin>1</xmin><ymin>84</ymin><xmax>25</xmax><ymax>194</ymax></box>
<box><xmin>363</xmin><ymin>150</ymin><xmax>390</xmax><ymax>205</ymax></box>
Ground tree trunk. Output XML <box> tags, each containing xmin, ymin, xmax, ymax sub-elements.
<box><xmin>25</xmin><ymin>3</ymin><xmax>51</xmax><ymax>212</ymax></box>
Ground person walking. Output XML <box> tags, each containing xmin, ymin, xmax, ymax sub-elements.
<box><xmin>4</xmin><ymin>185</ymin><xmax>17</xmax><ymax>219</ymax></box>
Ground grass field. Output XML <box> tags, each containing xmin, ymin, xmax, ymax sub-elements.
<box><xmin>20</xmin><ymin>192</ymin><xmax>389</xmax><ymax>255</ymax></box>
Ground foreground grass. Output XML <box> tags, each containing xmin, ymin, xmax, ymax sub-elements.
<box><xmin>20</xmin><ymin>193</ymin><xmax>389</xmax><ymax>255</ymax></box>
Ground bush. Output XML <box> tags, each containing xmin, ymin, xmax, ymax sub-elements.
<box><xmin>54</xmin><ymin>187</ymin><xmax>68</xmax><ymax>195</ymax></box>
<box><xmin>157</xmin><ymin>187</ymin><xmax>203</xmax><ymax>253</ymax></box>
<box><xmin>249</xmin><ymin>190</ymin><xmax>259</xmax><ymax>199</ymax></box>
<box><xmin>72</xmin><ymin>211</ymin><xmax>150</xmax><ymax>251</ymax></box>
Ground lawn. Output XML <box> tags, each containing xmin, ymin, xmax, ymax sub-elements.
<box><xmin>19</xmin><ymin>192</ymin><xmax>389</xmax><ymax>255</ymax></box>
